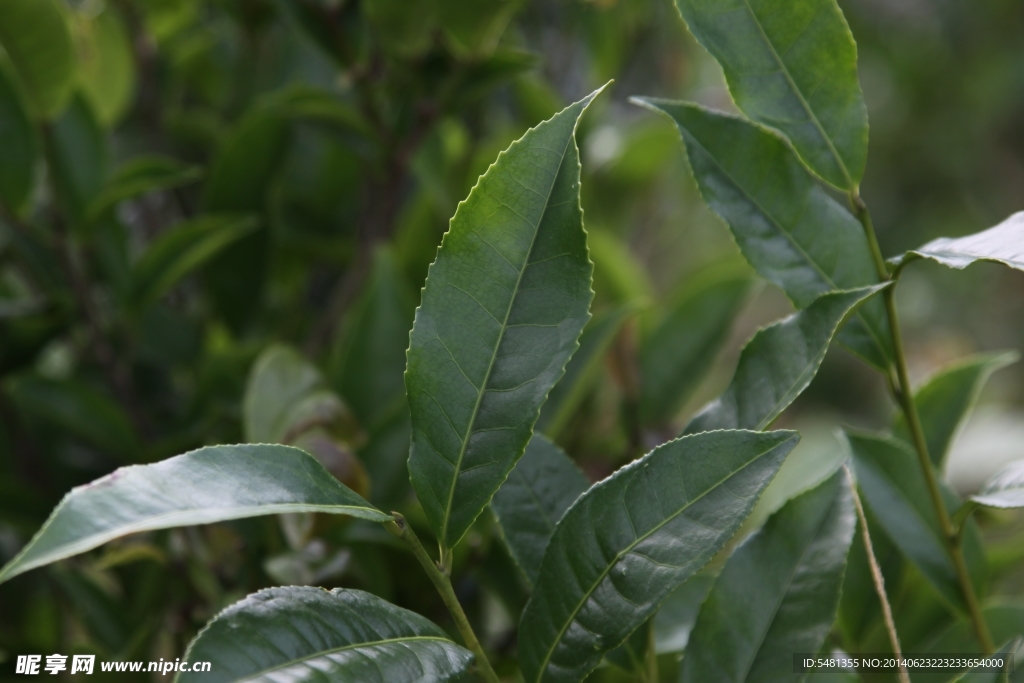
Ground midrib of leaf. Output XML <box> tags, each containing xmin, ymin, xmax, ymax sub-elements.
<box><xmin>740</xmin><ymin>0</ymin><xmax>854</xmax><ymax>190</ymax></box>
<box><xmin>682</xmin><ymin>130</ymin><xmax>887</xmax><ymax>359</ymax></box>
<box><xmin>233</xmin><ymin>635</ymin><xmax>455</xmax><ymax>680</ymax></box>
<box><xmin>439</xmin><ymin>133</ymin><xmax>575</xmax><ymax>549</ymax></box>
<box><xmin>530</xmin><ymin>439</ymin><xmax>783</xmax><ymax>683</ymax></box>
<box><xmin>731</xmin><ymin>495</ymin><xmax>837</xmax><ymax>683</ymax></box>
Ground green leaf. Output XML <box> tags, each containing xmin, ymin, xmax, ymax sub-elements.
<box><xmin>639</xmin><ymin>269</ymin><xmax>749</xmax><ymax>426</ymax></box>
<box><xmin>953</xmin><ymin>638</ymin><xmax>1020</xmax><ymax>683</ymax></box>
<box><xmin>633</xmin><ymin>99</ymin><xmax>891</xmax><ymax>370</ymax></box>
<box><xmin>131</xmin><ymin>214</ymin><xmax>258</xmax><ymax>310</ymax></box>
<box><xmin>0</xmin><ymin>444</ymin><xmax>389</xmax><ymax>584</ymax></box>
<box><xmin>178</xmin><ymin>587</ymin><xmax>474</xmax><ymax>683</ymax></box>
<box><xmin>604</xmin><ymin>622</ymin><xmax>650</xmax><ymax>675</ymax></box>
<box><xmin>87</xmin><ymin>156</ymin><xmax>203</xmax><ymax>222</ymax></box>
<box><xmin>244</xmin><ymin>344</ymin><xmax>358</xmax><ymax>446</ymax></box>
<box><xmin>971</xmin><ymin>461</ymin><xmax>1024</xmax><ymax>509</ymax></box>
<box><xmin>6</xmin><ymin>374</ymin><xmax>139</xmax><ymax>461</ymax></box>
<box><xmin>47</xmin><ymin>92</ymin><xmax>107</xmax><ymax>223</ymax></box>
<box><xmin>0</xmin><ymin>0</ymin><xmax>75</xmax><ymax>118</ymax></box>
<box><xmin>333</xmin><ymin>248</ymin><xmax>415</xmax><ymax>432</ymax></box>
<box><xmin>74</xmin><ymin>7</ymin><xmax>135</xmax><ymax>127</ymax></box>
<box><xmin>518</xmin><ymin>429</ymin><xmax>799</xmax><ymax>683</ymax></box>
<box><xmin>537</xmin><ymin>304</ymin><xmax>635</xmax><ymax>437</ymax></box>
<box><xmin>847</xmin><ymin>431</ymin><xmax>987</xmax><ymax>614</ymax></box>
<box><xmin>406</xmin><ymin>87</ymin><xmax>604</xmax><ymax>551</ymax></box>
<box><xmin>892</xmin><ymin>352</ymin><xmax>1019</xmax><ymax>467</ymax></box>
<box><xmin>491</xmin><ymin>434</ymin><xmax>588</xmax><ymax>586</ymax></box>
<box><xmin>896</xmin><ymin>212</ymin><xmax>1024</xmax><ymax>273</ymax></box>
<box><xmin>685</xmin><ymin>285</ymin><xmax>887</xmax><ymax>434</ymax></box>
<box><xmin>672</xmin><ymin>0</ymin><xmax>867</xmax><ymax>190</ymax></box>
<box><xmin>0</xmin><ymin>61</ymin><xmax>37</xmax><ymax>213</ymax></box>
<box><xmin>681</xmin><ymin>470</ymin><xmax>855</xmax><ymax>683</ymax></box>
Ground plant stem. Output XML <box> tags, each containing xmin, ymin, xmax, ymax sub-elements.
<box><xmin>644</xmin><ymin>617</ymin><xmax>659</xmax><ymax>683</ymax></box>
<box><xmin>384</xmin><ymin>514</ymin><xmax>501</xmax><ymax>683</ymax></box>
<box><xmin>843</xmin><ymin>465</ymin><xmax>910</xmax><ymax>683</ymax></box>
<box><xmin>850</xmin><ymin>196</ymin><xmax>994</xmax><ymax>654</ymax></box>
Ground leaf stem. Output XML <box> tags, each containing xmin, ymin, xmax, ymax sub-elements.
<box><xmin>843</xmin><ymin>465</ymin><xmax>910</xmax><ymax>683</ymax></box>
<box><xmin>850</xmin><ymin>195</ymin><xmax>994</xmax><ymax>654</ymax></box>
<box><xmin>384</xmin><ymin>514</ymin><xmax>501</xmax><ymax>683</ymax></box>
<box><xmin>644</xmin><ymin>617</ymin><xmax>658</xmax><ymax>683</ymax></box>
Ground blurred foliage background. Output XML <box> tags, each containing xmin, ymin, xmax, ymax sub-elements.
<box><xmin>0</xmin><ymin>0</ymin><xmax>1022</xmax><ymax>680</ymax></box>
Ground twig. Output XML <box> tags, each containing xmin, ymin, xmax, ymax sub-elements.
<box><xmin>843</xmin><ymin>465</ymin><xmax>910</xmax><ymax>683</ymax></box>
<box><xmin>384</xmin><ymin>513</ymin><xmax>501</xmax><ymax>683</ymax></box>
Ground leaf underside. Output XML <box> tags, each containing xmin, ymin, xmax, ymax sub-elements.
<box><xmin>406</xmin><ymin>88</ymin><xmax>603</xmax><ymax>550</ymax></box>
<box><xmin>900</xmin><ymin>211</ymin><xmax>1024</xmax><ymax>273</ymax></box>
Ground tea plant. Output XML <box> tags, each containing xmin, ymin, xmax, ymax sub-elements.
<box><xmin>1</xmin><ymin>0</ymin><xmax>1024</xmax><ymax>682</ymax></box>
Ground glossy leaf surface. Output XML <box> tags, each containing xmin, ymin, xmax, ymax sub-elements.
<box><xmin>848</xmin><ymin>431</ymin><xmax>987</xmax><ymax>614</ymax></box>
<box><xmin>491</xmin><ymin>434</ymin><xmax>589</xmax><ymax>585</ymax></box>
<box><xmin>0</xmin><ymin>444</ymin><xmax>388</xmax><ymax>584</ymax></box>
<box><xmin>893</xmin><ymin>351</ymin><xmax>1018</xmax><ymax>467</ymax></box>
<box><xmin>681</xmin><ymin>470</ymin><xmax>855</xmax><ymax>683</ymax></box>
<box><xmin>639</xmin><ymin>270</ymin><xmax>749</xmax><ymax>425</ymax></box>
<box><xmin>132</xmin><ymin>215</ymin><xmax>258</xmax><ymax>310</ymax></box>
<box><xmin>898</xmin><ymin>212</ymin><xmax>1024</xmax><ymax>273</ymax></box>
<box><xmin>971</xmin><ymin>461</ymin><xmax>1024</xmax><ymax>509</ymax></box>
<box><xmin>673</xmin><ymin>0</ymin><xmax>868</xmax><ymax>190</ymax></box>
<box><xmin>518</xmin><ymin>429</ymin><xmax>799</xmax><ymax>683</ymax></box>
<box><xmin>685</xmin><ymin>285</ymin><xmax>886</xmax><ymax>434</ymax></box>
<box><xmin>406</xmin><ymin>88</ymin><xmax>602</xmax><ymax>550</ymax></box>
<box><xmin>634</xmin><ymin>99</ymin><xmax>890</xmax><ymax>370</ymax></box>
<box><xmin>0</xmin><ymin>0</ymin><xmax>75</xmax><ymax>117</ymax></box>
<box><xmin>179</xmin><ymin>587</ymin><xmax>473</xmax><ymax>683</ymax></box>
<box><xmin>0</xmin><ymin>62</ymin><xmax>37</xmax><ymax>212</ymax></box>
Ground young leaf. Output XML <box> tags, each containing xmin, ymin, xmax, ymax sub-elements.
<box><xmin>971</xmin><ymin>461</ymin><xmax>1024</xmax><ymax>509</ymax></box>
<box><xmin>639</xmin><ymin>270</ymin><xmax>750</xmax><ymax>426</ymax></box>
<box><xmin>0</xmin><ymin>0</ymin><xmax>75</xmax><ymax>118</ymax></box>
<box><xmin>0</xmin><ymin>62</ymin><xmax>37</xmax><ymax>213</ymax></box>
<box><xmin>892</xmin><ymin>352</ymin><xmax>1019</xmax><ymax>467</ymax></box>
<box><xmin>896</xmin><ymin>212</ymin><xmax>1024</xmax><ymax>273</ymax></box>
<box><xmin>87</xmin><ymin>156</ymin><xmax>203</xmax><ymax>222</ymax></box>
<box><xmin>406</xmin><ymin>87</ymin><xmax>604</xmax><ymax>551</ymax></box>
<box><xmin>178</xmin><ymin>587</ymin><xmax>474</xmax><ymax>683</ymax></box>
<box><xmin>685</xmin><ymin>285</ymin><xmax>887</xmax><ymax>434</ymax></box>
<box><xmin>681</xmin><ymin>470</ymin><xmax>855</xmax><ymax>683</ymax></box>
<box><xmin>0</xmin><ymin>444</ymin><xmax>389</xmax><ymax>584</ymax></box>
<box><xmin>537</xmin><ymin>304</ymin><xmax>635</xmax><ymax>437</ymax></box>
<box><xmin>632</xmin><ymin>99</ymin><xmax>891</xmax><ymax>371</ymax></box>
<box><xmin>672</xmin><ymin>0</ymin><xmax>868</xmax><ymax>190</ymax></box>
<box><xmin>518</xmin><ymin>429</ymin><xmax>799</xmax><ymax>683</ymax></box>
<box><xmin>490</xmin><ymin>434</ymin><xmax>589</xmax><ymax>585</ymax></box>
<box><xmin>847</xmin><ymin>431</ymin><xmax>987</xmax><ymax>614</ymax></box>
<box><xmin>131</xmin><ymin>215</ymin><xmax>258</xmax><ymax>310</ymax></box>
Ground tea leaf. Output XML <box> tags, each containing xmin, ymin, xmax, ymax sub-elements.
<box><xmin>0</xmin><ymin>0</ymin><xmax>75</xmax><ymax>118</ymax></box>
<box><xmin>681</xmin><ymin>471</ymin><xmax>855</xmax><ymax>683</ymax></box>
<box><xmin>892</xmin><ymin>351</ymin><xmax>1019</xmax><ymax>467</ymax></box>
<box><xmin>685</xmin><ymin>285</ymin><xmax>887</xmax><ymax>434</ymax></box>
<box><xmin>673</xmin><ymin>0</ymin><xmax>867</xmax><ymax>190</ymax></box>
<box><xmin>971</xmin><ymin>461</ymin><xmax>1024</xmax><ymax>509</ymax></box>
<box><xmin>491</xmin><ymin>434</ymin><xmax>589</xmax><ymax>585</ymax></box>
<box><xmin>406</xmin><ymin>87</ymin><xmax>604</xmax><ymax>551</ymax></box>
<box><xmin>633</xmin><ymin>99</ymin><xmax>890</xmax><ymax>370</ymax></box>
<box><xmin>0</xmin><ymin>62</ymin><xmax>37</xmax><ymax>212</ymax></box>
<box><xmin>87</xmin><ymin>156</ymin><xmax>203</xmax><ymax>222</ymax></box>
<box><xmin>178</xmin><ymin>587</ymin><xmax>473</xmax><ymax>683</ymax></box>
<box><xmin>0</xmin><ymin>444</ymin><xmax>389</xmax><ymax>584</ymax></box>
<box><xmin>897</xmin><ymin>212</ymin><xmax>1024</xmax><ymax>273</ymax></box>
<box><xmin>518</xmin><ymin>429</ymin><xmax>799</xmax><ymax>683</ymax></box>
